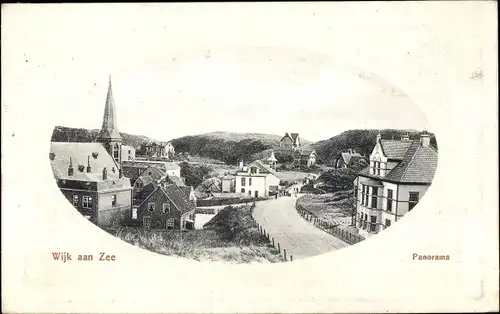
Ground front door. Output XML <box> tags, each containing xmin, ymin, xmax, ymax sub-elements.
<box><xmin>254</xmin><ymin>191</ymin><xmax>258</xmax><ymax>198</ymax></box>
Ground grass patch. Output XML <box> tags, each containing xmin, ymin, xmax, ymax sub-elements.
<box><xmin>296</xmin><ymin>190</ymin><xmax>355</xmax><ymax>223</ymax></box>
<box><xmin>104</xmin><ymin>205</ymin><xmax>283</xmax><ymax>263</ymax></box>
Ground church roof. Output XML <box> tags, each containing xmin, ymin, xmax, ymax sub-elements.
<box><xmin>98</xmin><ymin>76</ymin><xmax>121</xmax><ymax>141</ymax></box>
<box><xmin>50</xmin><ymin>142</ymin><xmax>122</xmax><ymax>182</ymax></box>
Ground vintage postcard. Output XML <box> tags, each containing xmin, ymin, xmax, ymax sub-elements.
<box><xmin>2</xmin><ymin>2</ymin><xmax>498</xmax><ymax>313</ymax></box>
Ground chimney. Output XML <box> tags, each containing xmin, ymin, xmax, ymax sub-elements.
<box><xmin>239</xmin><ymin>159</ymin><xmax>244</xmax><ymax>170</ymax></box>
<box><xmin>86</xmin><ymin>156</ymin><xmax>92</xmax><ymax>173</ymax></box>
<box><xmin>420</xmin><ymin>131</ymin><xmax>431</xmax><ymax>147</ymax></box>
<box><xmin>103</xmin><ymin>167</ymin><xmax>108</xmax><ymax>180</ymax></box>
<box><xmin>401</xmin><ymin>132</ymin><xmax>410</xmax><ymax>141</ymax></box>
<box><xmin>68</xmin><ymin>157</ymin><xmax>74</xmax><ymax>176</ymax></box>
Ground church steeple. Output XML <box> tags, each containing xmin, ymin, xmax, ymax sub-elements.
<box><xmin>98</xmin><ymin>75</ymin><xmax>122</xmax><ymax>166</ymax></box>
<box><xmin>98</xmin><ymin>75</ymin><xmax>121</xmax><ymax>141</ymax></box>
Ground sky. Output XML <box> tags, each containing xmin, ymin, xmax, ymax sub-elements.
<box><xmin>6</xmin><ymin>4</ymin><xmax>432</xmax><ymax>143</ymax></box>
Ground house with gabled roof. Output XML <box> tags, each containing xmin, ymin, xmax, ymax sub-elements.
<box><xmin>334</xmin><ymin>149</ymin><xmax>366</xmax><ymax>169</ymax></box>
<box><xmin>293</xmin><ymin>149</ymin><xmax>317</xmax><ymax>167</ymax></box>
<box><xmin>280</xmin><ymin>132</ymin><xmax>301</xmax><ymax>150</ymax></box>
<box><xmin>136</xmin><ymin>183</ymin><xmax>196</xmax><ymax>230</ymax></box>
<box><xmin>354</xmin><ymin>131</ymin><xmax>438</xmax><ymax>237</ymax></box>
<box><xmin>234</xmin><ymin>160</ymin><xmax>281</xmax><ymax>198</ymax></box>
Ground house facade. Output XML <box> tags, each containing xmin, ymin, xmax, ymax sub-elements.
<box><xmin>280</xmin><ymin>133</ymin><xmax>301</xmax><ymax>150</ymax></box>
<box><xmin>49</xmin><ymin>77</ymin><xmax>132</xmax><ymax>227</ymax></box>
<box><xmin>354</xmin><ymin>132</ymin><xmax>438</xmax><ymax>237</ymax></box>
<box><xmin>294</xmin><ymin>149</ymin><xmax>317</xmax><ymax>167</ymax></box>
<box><xmin>136</xmin><ymin>184</ymin><xmax>196</xmax><ymax>230</ymax></box>
<box><xmin>234</xmin><ymin>160</ymin><xmax>280</xmax><ymax>198</ymax></box>
<box><xmin>221</xmin><ymin>175</ymin><xmax>235</xmax><ymax>193</ymax></box>
<box><xmin>140</xmin><ymin>141</ymin><xmax>175</xmax><ymax>159</ymax></box>
<box><xmin>121</xmin><ymin>145</ymin><xmax>136</xmax><ymax>162</ymax></box>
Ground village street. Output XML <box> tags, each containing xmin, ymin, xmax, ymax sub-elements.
<box><xmin>252</xmin><ymin>196</ymin><xmax>349</xmax><ymax>260</ymax></box>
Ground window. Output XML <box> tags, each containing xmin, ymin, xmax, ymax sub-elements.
<box><xmin>249</xmin><ymin>178</ymin><xmax>252</xmax><ymax>186</ymax></box>
<box><xmin>371</xmin><ymin>187</ymin><xmax>378</xmax><ymax>209</ymax></box>
<box><xmin>111</xmin><ymin>195</ymin><xmax>116</xmax><ymax>206</ymax></box>
<box><xmin>241</xmin><ymin>188</ymin><xmax>245</xmax><ymax>193</ymax></box>
<box><xmin>128</xmin><ymin>150</ymin><xmax>131</xmax><ymax>154</ymax></box>
<box><xmin>148</xmin><ymin>202</ymin><xmax>155</xmax><ymax>212</ymax></box>
<box><xmin>113</xmin><ymin>144</ymin><xmax>119</xmax><ymax>162</ymax></box>
<box><xmin>166</xmin><ymin>218</ymin><xmax>175</xmax><ymax>229</ymax></box>
<box><xmin>82</xmin><ymin>196</ymin><xmax>93</xmax><ymax>209</ymax></box>
<box><xmin>72</xmin><ymin>195</ymin><xmax>79</xmax><ymax>206</ymax></box>
<box><xmin>409</xmin><ymin>192</ymin><xmax>420</xmax><ymax>211</ymax></box>
<box><xmin>162</xmin><ymin>203</ymin><xmax>170</xmax><ymax>213</ymax></box>
<box><xmin>241</xmin><ymin>178</ymin><xmax>246</xmax><ymax>186</ymax></box>
<box><xmin>370</xmin><ymin>216</ymin><xmax>377</xmax><ymax>232</ymax></box>
<box><xmin>143</xmin><ymin>216</ymin><xmax>151</xmax><ymax>230</ymax></box>
<box><xmin>376</xmin><ymin>162</ymin><xmax>381</xmax><ymax>175</ymax></box>
<box><xmin>385</xmin><ymin>219</ymin><xmax>391</xmax><ymax>227</ymax></box>
<box><xmin>255</xmin><ymin>191</ymin><xmax>258</xmax><ymax>198</ymax></box>
<box><xmin>361</xmin><ymin>185</ymin><xmax>365</xmax><ymax>205</ymax></box>
<box><xmin>387</xmin><ymin>189</ymin><xmax>393</xmax><ymax>212</ymax></box>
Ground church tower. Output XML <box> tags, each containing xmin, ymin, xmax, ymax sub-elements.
<box><xmin>97</xmin><ymin>75</ymin><xmax>122</xmax><ymax>167</ymax></box>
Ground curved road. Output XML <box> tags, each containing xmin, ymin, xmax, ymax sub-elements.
<box><xmin>253</xmin><ymin>196</ymin><xmax>349</xmax><ymax>260</ymax></box>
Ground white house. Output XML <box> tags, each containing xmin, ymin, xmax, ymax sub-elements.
<box><xmin>354</xmin><ymin>131</ymin><xmax>438</xmax><ymax>237</ymax></box>
<box><xmin>121</xmin><ymin>145</ymin><xmax>136</xmax><ymax>161</ymax></box>
<box><xmin>234</xmin><ymin>160</ymin><xmax>281</xmax><ymax>198</ymax></box>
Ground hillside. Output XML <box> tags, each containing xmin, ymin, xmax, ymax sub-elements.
<box><xmin>313</xmin><ymin>129</ymin><xmax>438</xmax><ymax>166</ymax></box>
<box><xmin>51</xmin><ymin>126</ymin><xmax>157</xmax><ymax>149</ymax></box>
<box><xmin>170</xmin><ymin>132</ymin><xmax>290</xmax><ymax>165</ymax></box>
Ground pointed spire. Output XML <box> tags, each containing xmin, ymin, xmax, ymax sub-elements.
<box><xmin>68</xmin><ymin>157</ymin><xmax>74</xmax><ymax>176</ymax></box>
<box><xmin>97</xmin><ymin>75</ymin><xmax>121</xmax><ymax>141</ymax></box>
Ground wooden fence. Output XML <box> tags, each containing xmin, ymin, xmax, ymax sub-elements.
<box><xmin>295</xmin><ymin>203</ymin><xmax>365</xmax><ymax>245</ymax></box>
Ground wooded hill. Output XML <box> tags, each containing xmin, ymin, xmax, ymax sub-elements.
<box><xmin>312</xmin><ymin>129</ymin><xmax>438</xmax><ymax>166</ymax></box>
<box><xmin>51</xmin><ymin>127</ymin><xmax>437</xmax><ymax>167</ymax></box>
<box><xmin>51</xmin><ymin>126</ymin><xmax>157</xmax><ymax>149</ymax></box>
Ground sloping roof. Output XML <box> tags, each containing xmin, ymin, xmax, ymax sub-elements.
<box><xmin>166</xmin><ymin>175</ymin><xmax>185</xmax><ymax>187</ymax></box>
<box><xmin>280</xmin><ymin>132</ymin><xmax>299</xmax><ymax>145</ymax></box>
<box><xmin>358</xmin><ymin>141</ymin><xmax>438</xmax><ymax>184</ymax></box>
<box><xmin>121</xmin><ymin>160</ymin><xmax>180</xmax><ymax>170</ymax></box>
<box><xmin>380</xmin><ymin>140</ymin><xmax>413</xmax><ymax>160</ymax></box>
<box><xmin>143</xmin><ymin>166</ymin><xmax>166</xmax><ymax>181</ymax></box>
<box><xmin>340</xmin><ymin>151</ymin><xmax>362</xmax><ymax>164</ymax></box>
<box><xmin>136</xmin><ymin>175</ymin><xmax>153</xmax><ymax>187</ymax></box>
<box><xmin>251</xmin><ymin>160</ymin><xmax>280</xmax><ymax>178</ymax></box>
<box><xmin>179</xmin><ymin>186</ymin><xmax>193</xmax><ymax>198</ymax></box>
<box><xmin>359</xmin><ymin>177</ymin><xmax>384</xmax><ymax>187</ymax></box>
<box><xmin>198</xmin><ymin>178</ymin><xmax>222</xmax><ymax>192</ymax></box>
<box><xmin>298</xmin><ymin>149</ymin><xmax>315</xmax><ymax>157</ymax></box>
<box><xmin>50</xmin><ymin>142</ymin><xmax>120</xmax><ymax>181</ymax></box>
<box><xmin>386</xmin><ymin>141</ymin><xmax>438</xmax><ymax>183</ymax></box>
<box><xmin>97</xmin><ymin>76</ymin><xmax>121</xmax><ymax>140</ymax></box>
<box><xmin>162</xmin><ymin>184</ymin><xmax>196</xmax><ymax>214</ymax></box>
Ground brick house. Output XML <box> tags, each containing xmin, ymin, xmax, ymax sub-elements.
<box><xmin>136</xmin><ymin>184</ymin><xmax>196</xmax><ymax>230</ymax></box>
<box><xmin>354</xmin><ymin>132</ymin><xmax>438</xmax><ymax>237</ymax></box>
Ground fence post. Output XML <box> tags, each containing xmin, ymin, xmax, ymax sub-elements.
<box><xmin>278</xmin><ymin>243</ymin><xmax>281</xmax><ymax>253</ymax></box>
<box><xmin>290</xmin><ymin>255</ymin><xmax>293</xmax><ymax>262</ymax></box>
<box><xmin>272</xmin><ymin>237</ymin><xmax>275</xmax><ymax>246</ymax></box>
<box><xmin>283</xmin><ymin>249</ymin><xmax>287</xmax><ymax>261</ymax></box>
